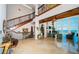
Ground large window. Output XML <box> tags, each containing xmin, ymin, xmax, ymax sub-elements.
<box><xmin>54</xmin><ymin>15</ymin><xmax>79</xmax><ymax>34</ymax></box>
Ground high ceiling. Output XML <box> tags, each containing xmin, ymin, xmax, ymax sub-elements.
<box><xmin>6</xmin><ymin>4</ymin><xmax>43</xmax><ymax>20</ymax></box>
<box><xmin>26</xmin><ymin>4</ymin><xmax>35</xmax><ymax>10</ymax></box>
<box><xmin>24</xmin><ymin>4</ymin><xmax>43</xmax><ymax>10</ymax></box>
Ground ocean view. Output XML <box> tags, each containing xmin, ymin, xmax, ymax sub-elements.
<box><xmin>57</xmin><ymin>30</ymin><xmax>78</xmax><ymax>34</ymax></box>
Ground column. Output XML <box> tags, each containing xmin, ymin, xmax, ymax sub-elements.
<box><xmin>35</xmin><ymin>4</ymin><xmax>38</xmax><ymax>15</ymax></box>
<box><xmin>0</xmin><ymin>4</ymin><xmax>6</xmax><ymax>53</ymax></box>
<box><xmin>34</xmin><ymin>4</ymin><xmax>40</xmax><ymax>40</ymax></box>
<box><xmin>35</xmin><ymin>18</ymin><xmax>39</xmax><ymax>40</ymax></box>
<box><xmin>44</xmin><ymin>23</ymin><xmax>47</xmax><ymax>38</ymax></box>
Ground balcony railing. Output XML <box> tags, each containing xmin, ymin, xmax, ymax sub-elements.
<box><xmin>7</xmin><ymin>12</ymin><xmax>35</xmax><ymax>28</ymax></box>
<box><xmin>38</xmin><ymin>4</ymin><xmax>60</xmax><ymax>15</ymax></box>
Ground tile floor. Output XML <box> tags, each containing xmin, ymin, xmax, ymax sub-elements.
<box><xmin>13</xmin><ymin>38</ymin><xmax>68</xmax><ymax>54</ymax></box>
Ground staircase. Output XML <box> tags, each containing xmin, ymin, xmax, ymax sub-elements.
<box><xmin>7</xmin><ymin>12</ymin><xmax>35</xmax><ymax>29</ymax></box>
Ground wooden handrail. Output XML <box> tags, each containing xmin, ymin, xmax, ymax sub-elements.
<box><xmin>12</xmin><ymin>19</ymin><xmax>33</xmax><ymax>30</ymax></box>
<box><xmin>7</xmin><ymin>12</ymin><xmax>35</xmax><ymax>21</ymax></box>
<box><xmin>7</xmin><ymin>12</ymin><xmax>35</xmax><ymax>28</ymax></box>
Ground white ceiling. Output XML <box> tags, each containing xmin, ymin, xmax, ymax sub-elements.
<box><xmin>26</xmin><ymin>4</ymin><xmax>35</xmax><ymax>10</ymax></box>
<box><xmin>24</xmin><ymin>4</ymin><xmax>43</xmax><ymax>10</ymax></box>
<box><xmin>6</xmin><ymin>4</ymin><xmax>34</xmax><ymax>20</ymax></box>
<box><xmin>6</xmin><ymin>4</ymin><xmax>43</xmax><ymax>20</ymax></box>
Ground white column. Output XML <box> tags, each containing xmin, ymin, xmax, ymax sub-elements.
<box><xmin>35</xmin><ymin>18</ymin><xmax>39</xmax><ymax>40</ymax></box>
<box><xmin>50</xmin><ymin>21</ymin><xmax>52</xmax><ymax>35</ymax></box>
<box><xmin>35</xmin><ymin>4</ymin><xmax>38</xmax><ymax>15</ymax></box>
<box><xmin>34</xmin><ymin>4</ymin><xmax>39</xmax><ymax>40</ymax></box>
<box><xmin>0</xmin><ymin>4</ymin><xmax>6</xmax><ymax>44</ymax></box>
<box><xmin>44</xmin><ymin>23</ymin><xmax>47</xmax><ymax>38</ymax></box>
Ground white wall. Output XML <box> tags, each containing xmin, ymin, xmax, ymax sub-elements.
<box><xmin>6</xmin><ymin>4</ymin><xmax>33</xmax><ymax>20</ymax></box>
<box><xmin>0</xmin><ymin>4</ymin><xmax>6</xmax><ymax>53</ymax></box>
<box><xmin>0</xmin><ymin>4</ymin><xmax>6</xmax><ymax>43</ymax></box>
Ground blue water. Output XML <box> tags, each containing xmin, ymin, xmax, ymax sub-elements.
<box><xmin>57</xmin><ymin>30</ymin><xmax>78</xmax><ymax>34</ymax></box>
<box><xmin>57</xmin><ymin>30</ymin><xmax>79</xmax><ymax>53</ymax></box>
